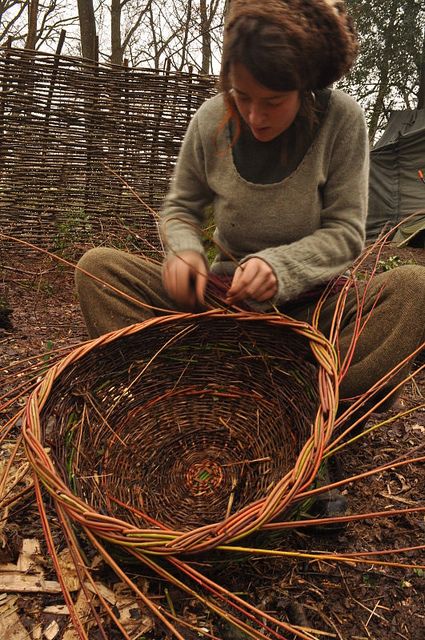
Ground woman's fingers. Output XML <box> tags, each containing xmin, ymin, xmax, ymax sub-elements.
<box><xmin>164</xmin><ymin>254</ymin><xmax>275</xmax><ymax>308</ymax></box>
<box><xmin>195</xmin><ymin>264</ymin><xmax>208</xmax><ymax>305</ymax></box>
<box><xmin>226</xmin><ymin>258</ymin><xmax>277</xmax><ymax>303</ymax></box>
<box><xmin>162</xmin><ymin>251</ymin><xmax>208</xmax><ymax>309</ymax></box>
<box><xmin>163</xmin><ymin>258</ymin><xmax>194</xmax><ymax>307</ymax></box>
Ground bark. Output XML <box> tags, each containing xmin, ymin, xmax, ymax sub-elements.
<box><xmin>25</xmin><ymin>0</ymin><xmax>38</xmax><ymax>49</ymax></box>
<box><xmin>199</xmin><ymin>0</ymin><xmax>211</xmax><ymax>74</ymax></box>
<box><xmin>178</xmin><ymin>0</ymin><xmax>192</xmax><ymax>71</ymax></box>
<box><xmin>199</xmin><ymin>0</ymin><xmax>221</xmax><ymax>74</ymax></box>
<box><xmin>77</xmin><ymin>0</ymin><xmax>97</xmax><ymax>61</ymax></box>
<box><xmin>111</xmin><ymin>0</ymin><xmax>123</xmax><ymax>65</ymax></box>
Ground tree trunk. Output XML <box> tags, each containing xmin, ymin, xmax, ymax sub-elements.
<box><xmin>77</xmin><ymin>0</ymin><xmax>97</xmax><ymax>61</ymax></box>
<box><xmin>179</xmin><ymin>0</ymin><xmax>192</xmax><ymax>71</ymax></box>
<box><xmin>368</xmin><ymin>0</ymin><xmax>398</xmax><ymax>143</ymax></box>
<box><xmin>199</xmin><ymin>0</ymin><xmax>211</xmax><ymax>74</ymax></box>
<box><xmin>111</xmin><ymin>0</ymin><xmax>123</xmax><ymax>65</ymax></box>
<box><xmin>25</xmin><ymin>0</ymin><xmax>39</xmax><ymax>49</ymax></box>
<box><xmin>417</xmin><ymin>26</ymin><xmax>425</xmax><ymax>110</ymax></box>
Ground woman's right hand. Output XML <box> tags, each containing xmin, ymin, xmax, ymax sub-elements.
<box><xmin>162</xmin><ymin>251</ymin><xmax>208</xmax><ymax>310</ymax></box>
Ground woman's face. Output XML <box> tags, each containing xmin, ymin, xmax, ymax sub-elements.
<box><xmin>229</xmin><ymin>63</ymin><xmax>301</xmax><ymax>142</ymax></box>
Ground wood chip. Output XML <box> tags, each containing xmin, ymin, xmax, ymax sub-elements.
<box><xmin>62</xmin><ymin>588</ymin><xmax>92</xmax><ymax>640</ymax></box>
<box><xmin>62</xmin><ymin>557</ymin><xmax>104</xmax><ymax>640</ymax></box>
<box><xmin>0</xmin><ymin>573</ymin><xmax>64</xmax><ymax>594</ymax></box>
<box><xmin>57</xmin><ymin>548</ymin><xmax>80</xmax><ymax>592</ymax></box>
<box><xmin>0</xmin><ymin>539</ymin><xmax>80</xmax><ymax>594</ymax></box>
<box><xmin>17</xmin><ymin>538</ymin><xmax>43</xmax><ymax>574</ymax></box>
<box><xmin>84</xmin><ymin>580</ymin><xmax>116</xmax><ymax>604</ymax></box>
<box><xmin>43</xmin><ymin>620</ymin><xmax>60</xmax><ymax>639</ymax></box>
<box><xmin>0</xmin><ymin>594</ymin><xmax>29</xmax><ymax>639</ymax></box>
<box><xmin>43</xmin><ymin>605</ymin><xmax>69</xmax><ymax>615</ymax></box>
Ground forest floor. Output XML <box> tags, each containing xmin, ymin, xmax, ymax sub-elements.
<box><xmin>0</xmin><ymin>242</ymin><xmax>424</xmax><ymax>640</ymax></box>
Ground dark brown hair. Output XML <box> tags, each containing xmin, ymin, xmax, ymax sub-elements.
<box><xmin>220</xmin><ymin>0</ymin><xmax>358</xmax><ymax>93</ymax></box>
<box><xmin>217</xmin><ymin>0</ymin><xmax>358</xmax><ymax>152</ymax></box>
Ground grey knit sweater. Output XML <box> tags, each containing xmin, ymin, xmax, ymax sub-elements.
<box><xmin>160</xmin><ymin>89</ymin><xmax>369</xmax><ymax>305</ymax></box>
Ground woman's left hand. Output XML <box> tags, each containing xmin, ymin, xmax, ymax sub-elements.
<box><xmin>225</xmin><ymin>258</ymin><xmax>277</xmax><ymax>305</ymax></box>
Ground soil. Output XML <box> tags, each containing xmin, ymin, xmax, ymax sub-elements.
<box><xmin>0</xmin><ymin>243</ymin><xmax>424</xmax><ymax>640</ymax></box>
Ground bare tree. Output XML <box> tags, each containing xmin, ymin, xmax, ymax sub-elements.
<box><xmin>110</xmin><ymin>0</ymin><xmax>122</xmax><ymax>63</ymax></box>
<box><xmin>36</xmin><ymin>4</ymin><xmax>79</xmax><ymax>52</ymax></box>
<box><xmin>1</xmin><ymin>0</ymin><xmax>79</xmax><ymax>51</ymax></box>
<box><xmin>1</xmin><ymin>0</ymin><xmax>226</xmax><ymax>70</ymax></box>
<box><xmin>77</xmin><ymin>0</ymin><xmax>97</xmax><ymax>60</ymax></box>
<box><xmin>366</xmin><ymin>0</ymin><xmax>399</xmax><ymax>142</ymax></box>
<box><xmin>182</xmin><ymin>0</ymin><xmax>226</xmax><ymax>73</ymax></box>
<box><xmin>125</xmin><ymin>0</ymin><xmax>226</xmax><ymax>72</ymax></box>
<box><xmin>178</xmin><ymin>0</ymin><xmax>192</xmax><ymax>71</ymax></box>
<box><xmin>110</xmin><ymin>0</ymin><xmax>152</xmax><ymax>65</ymax></box>
<box><xmin>0</xmin><ymin>0</ymin><xmax>28</xmax><ymax>45</ymax></box>
<box><xmin>199</xmin><ymin>0</ymin><xmax>221</xmax><ymax>73</ymax></box>
<box><xmin>125</xmin><ymin>0</ymin><xmax>187</xmax><ymax>69</ymax></box>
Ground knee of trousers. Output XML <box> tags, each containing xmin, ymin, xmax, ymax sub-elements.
<box><xmin>75</xmin><ymin>247</ymin><xmax>120</xmax><ymax>290</ymax></box>
<box><xmin>380</xmin><ymin>264</ymin><xmax>425</xmax><ymax>305</ymax></box>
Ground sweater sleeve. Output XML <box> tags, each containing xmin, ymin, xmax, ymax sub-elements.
<box><xmin>159</xmin><ymin>107</ymin><xmax>215</xmax><ymax>259</ymax></box>
<box><xmin>244</xmin><ymin>97</ymin><xmax>369</xmax><ymax>305</ymax></box>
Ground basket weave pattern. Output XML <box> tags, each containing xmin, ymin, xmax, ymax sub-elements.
<box><xmin>23</xmin><ymin>310</ymin><xmax>338</xmax><ymax>554</ymax></box>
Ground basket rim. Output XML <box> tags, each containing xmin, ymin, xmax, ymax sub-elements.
<box><xmin>22</xmin><ymin>309</ymin><xmax>339</xmax><ymax>555</ymax></box>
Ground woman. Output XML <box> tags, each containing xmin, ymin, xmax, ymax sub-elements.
<box><xmin>76</xmin><ymin>0</ymin><xmax>424</xmax><ymax>404</ymax></box>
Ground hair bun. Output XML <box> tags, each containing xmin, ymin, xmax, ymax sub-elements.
<box><xmin>224</xmin><ymin>0</ymin><xmax>358</xmax><ymax>90</ymax></box>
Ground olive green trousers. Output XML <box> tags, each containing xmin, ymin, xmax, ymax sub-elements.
<box><xmin>75</xmin><ymin>247</ymin><xmax>425</xmax><ymax>401</ymax></box>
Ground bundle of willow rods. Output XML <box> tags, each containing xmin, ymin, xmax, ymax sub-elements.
<box><xmin>23</xmin><ymin>309</ymin><xmax>338</xmax><ymax>555</ymax></box>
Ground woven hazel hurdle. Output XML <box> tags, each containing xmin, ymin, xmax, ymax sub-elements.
<box><xmin>0</xmin><ymin>47</ymin><xmax>216</xmax><ymax>254</ymax></box>
<box><xmin>23</xmin><ymin>310</ymin><xmax>338</xmax><ymax>560</ymax></box>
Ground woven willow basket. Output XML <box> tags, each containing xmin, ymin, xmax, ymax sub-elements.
<box><xmin>23</xmin><ymin>310</ymin><xmax>338</xmax><ymax>555</ymax></box>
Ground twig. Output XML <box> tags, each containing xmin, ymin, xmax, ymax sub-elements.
<box><xmin>361</xmin><ymin>621</ymin><xmax>372</xmax><ymax>640</ymax></box>
<box><xmin>0</xmin><ymin>264</ymin><xmax>54</xmax><ymax>276</ymax></box>
<box><xmin>365</xmin><ymin>600</ymin><xmax>387</xmax><ymax>627</ymax></box>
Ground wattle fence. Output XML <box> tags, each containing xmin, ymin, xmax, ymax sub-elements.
<box><xmin>0</xmin><ymin>47</ymin><xmax>216</xmax><ymax>256</ymax></box>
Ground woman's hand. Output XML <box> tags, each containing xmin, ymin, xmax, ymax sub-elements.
<box><xmin>162</xmin><ymin>251</ymin><xmax>208</xmax><ymax>310</ymax></box>
<box><xmin>226</xmin><ymin>258</ymin><xmax>277</xmax><ymax>305</ymax></box>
